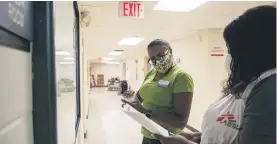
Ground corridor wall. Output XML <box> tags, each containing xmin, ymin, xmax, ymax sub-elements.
<box><xmin>89</xmin><ymin>63</ymin><xmax>122</xmax><ymax>85</ymax></box>
<box><xmin>171</xmin><ymin>28</ymin><xmax>228</xmax><ymax>130</ymax></box>
<box><xmin>75</xmin><ymin>33</ymin><xmax>87</xmax><ymax>144</ymax></box>
<box><xmin>125</xmin><ymin>55</ymin><xmax>146</xmax><ymax>91</ymax></box>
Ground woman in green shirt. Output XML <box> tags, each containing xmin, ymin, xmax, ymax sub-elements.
<box><xmin>122</xmin><ymin>39</ymin><xmax>194</xmax><ymax>144</ymax></box>
<box><xmin>153</xmin><ymin>5</ymin><xmax>276</xmax><ymax>144</ymax></box>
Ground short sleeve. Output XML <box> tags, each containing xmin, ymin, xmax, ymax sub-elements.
<box><xmin>173</xmin><ymin>72</ymin><xmax>194</xmax><ymax>93</ymax></box>
<box><xmin>236</xmin><ymin>75</ymin><xmax>276</xmax><ymax>144</ymax></box>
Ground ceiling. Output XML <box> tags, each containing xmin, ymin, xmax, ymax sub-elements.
<box><xmin>69</xmin><ymin>1</ymin><xmax>273</xmax><ymax>62</ymax></box>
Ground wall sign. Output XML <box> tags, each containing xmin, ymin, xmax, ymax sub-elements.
<box><xmin>0</xmin><ymin>1</ymin><xmax>33</xmax><ymax>40</ymax></box>
<box><xmin>118</xmin><ymin>1</ymin><xmax>144</xmax><ymax>19</ymax></box>
<box><xmin>210</xmin><ymin>47</ymin><xmax>224</xmax><ymax>57</ymax></box>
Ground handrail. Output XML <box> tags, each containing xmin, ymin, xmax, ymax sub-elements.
<box><xmin>185</xmin><ymin>124</ymin><xmax>200</xmax><ymax>132</ymax></box>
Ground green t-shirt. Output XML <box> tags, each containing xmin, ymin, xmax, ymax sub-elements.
<box><xmin>138</xmin><ymin>65</ymin><xmax>194</xmax><ymax>139</ymax></box>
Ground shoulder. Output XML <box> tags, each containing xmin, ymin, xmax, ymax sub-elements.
<box><xmin>172</xmin><ymin>66</ymin><xmax>193</xmax><ymax>82</ymax></box>
<box><xmin>245</xmin><ymin>74</ymin><xmax>276</xmax><ymax>121</ymax></box>
<box><xmin>171</xmin><ymin>66</ymin><xmax>194</xmax><ymax>93</ymax></box>
<box><xmin>247</xmin><ymin>74</ymin><xmax>276</xmax><ymax>106</ymax></box>
<box><xmin>145</xmin><ymin>68</ymin><xmax>155</xmax><ymax>78</ymax></box>
<box><xmin>238</xmin><ymin>74</ymin><xmax>276</xmax><ymax>143</ymax></box>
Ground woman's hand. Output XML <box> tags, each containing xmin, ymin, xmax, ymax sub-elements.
<box><xmin>179</xmin><ymin>132</ymin><xmax>201</xmax><ymax>143</ymax></box>
<box><xmin>153</xmin><ymin>134</ymin><xmax>196</xmax><ymax>144</ymax></box>
<box><xmin>121</xmin><ymin>99</ymin><xmax>147</xmax><ymax>114</ymax></box>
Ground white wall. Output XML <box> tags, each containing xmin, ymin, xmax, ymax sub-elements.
<box><xmin>207</xmin><ymin>29</ymin><xmax>228</xmax><ymax>104</ymax></box>
<box><xmin>119</xmin><ymin>62</ymin><xmax>126</xmax><ymax>80</ymax></box>
<box><xmin>90</xmin><ymin>63</ymin><xmax>122</xmax><ymax>85</ymax></box>
<box><xmin>76</xmin><ymin>33</ymin><xmax>87</xmax><ymax>144</ymax></box>
<box><xmin>75</xmin><ymin>30</ymin><xmax>89</xmax><ymax>144</ymax></box>
<box><xmin>125</xmin><ymin>55</ymin><xmax>146</xmax><ymax>91</ymax></box>
<box><xmin>0</xmin><ymin>45</ymin><xmax>33</xmax><ymax>144</ymax></box>
<box><xmin>171</xmin><ymin>28</ymin><xmax>228</xmax><ymax>130</ymax></box>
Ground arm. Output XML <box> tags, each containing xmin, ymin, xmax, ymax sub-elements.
<box><xmin>180</xmin><ymin>132</ymin><xmax>202</xmax><ymax>143</ymax></box>
<box><xmin>149</xmin><ymin>73</ymin><xmax>194</xmax><ymax>129</ymax></box>
<box><xmin>236</xmin><ymin>76</ymin><xmax>276</xmax><ymax>144</ymax></box>
<box><xmin>154</xmin><ymin>134</ymin><xmax>197</xmax><ymax>144</ymax></box>
<box><xmin>135</xmin><ymin>69</ymin><xmax>153</xmax><ymax>103</ymax></box>
<box><xmin>150</xmin><ymin>92</ymin><xmax>193</xmax><ymax>129</ymax></box>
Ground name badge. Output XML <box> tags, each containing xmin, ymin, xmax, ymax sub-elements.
<box><xmin>157</xmin><ymin>80</ymin><xmax>170</xmax><ymax>88</ymax></box>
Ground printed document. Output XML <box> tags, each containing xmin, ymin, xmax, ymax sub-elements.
<box><xmin>121</xmin><ymin>103</ymin><xmax>169</xmax><ymax>137</ymax></box>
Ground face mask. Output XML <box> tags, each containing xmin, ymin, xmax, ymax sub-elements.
<box><xmin>153</xmin><ymin>53</ymin><xmax>174</xmax><ymax>73</ymax></box>
<box><xmin>224</xmin><ymin>54</ymin><xmax>232</xmax><ymax>74</ymax></box>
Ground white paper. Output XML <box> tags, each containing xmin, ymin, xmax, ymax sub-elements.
<box><xmin>121</xmin><ymin>103</ymin><xmax>169</xmax><ymax>137</ymax></box>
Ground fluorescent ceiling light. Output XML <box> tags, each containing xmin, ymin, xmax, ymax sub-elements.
<box><xmin>102</xmin><ymin>61</ymin><xmax>120</xmax><ymax>64</ymax></box>
<box><xmin>64</xmin><ymin>57</ymin><xmax>74</xmax><ymax>60</ymax></box>
<box><xmin>118</xmin><ymin>37</ymin><xmax>144</xmax><ymax>46</ymax></box>
<box><xmin>60</xmin><ymin>61</ymin><xmax>74</xmax><ymax>65</ymax></box>
<box><xmin>108</xmin><ymin>51</ymin><xmax>123</xmax><ymax>56</ymax></box>
<box><xmin>153</xmin><ymin>0</ymin><xmax>206</xmax><ymax>12</ymax></box>
<box><xmin>56</xmin><ymin>51</ymin><xmax>70</xmax><ymax>55</ymax></box>
<box><xmin>102</xmin><ymin>57</ymin><xmax>115</xmax><ymax>61</ymax></box>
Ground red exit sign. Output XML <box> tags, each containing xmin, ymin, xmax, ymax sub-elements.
<box><xmin>118</xmin><ymin>1</ymin><xmax>144</xmax><ymax>19</ymax></box>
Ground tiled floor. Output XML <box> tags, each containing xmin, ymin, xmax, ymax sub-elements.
<box><xmin>86</xmin><ymin>88</ymin><xmax>143</xmax><ymax>144</ymax></box>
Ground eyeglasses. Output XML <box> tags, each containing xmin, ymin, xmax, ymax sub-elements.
<box><xmin>147</xmin><ymin>49</ymin><xmax>170</xmax><ymax>64</ymax></box>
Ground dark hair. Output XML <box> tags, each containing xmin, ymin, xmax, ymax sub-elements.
<box><xmin>147</xmin><ymin>39</ymin><xmax>172</xmax><ymax>53</ymax></box>
<box><xmin>222</xmin><ymin>5</ymin><xmax>276</xmax><ymax>97</ymax></box>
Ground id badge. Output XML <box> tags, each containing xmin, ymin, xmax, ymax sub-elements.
<box><xmin>157</xmin><ymin>80</ymin><xmax>170</xmax><ymax>88</ymax></box>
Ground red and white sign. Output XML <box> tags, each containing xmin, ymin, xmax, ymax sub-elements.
<box><xmin>118</xmin><ymin>1</ymin><xmax>144</xmax><ymax>19</ymax></box>
<box><xmin>97</xmin><ymin>57</ymin><xmax>102</xmax><ymax>62</ymax></box>
<box><xmin>210</xmin><ymin>47</ymin><xmax>224</xmax><ymax>57</ymax></box>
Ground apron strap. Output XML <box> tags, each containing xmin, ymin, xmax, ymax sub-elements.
<box><xmin>241</xmin><ymin>68</ymin><xmax>276</xmax><ymax>100</ymax></box>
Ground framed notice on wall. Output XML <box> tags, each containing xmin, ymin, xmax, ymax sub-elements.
<box><xmin>0</xmin><ymin>1</ymin><xmax>33</xmax><ymax>52</ymax></box>
<box><xmin>210</xmin><ymin>47</ymin><xmax>224</xmax><ymax>57</ymax></box>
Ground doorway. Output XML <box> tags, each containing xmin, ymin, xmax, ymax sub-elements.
<box><xmin>97</xmin><ymin>74</ymin><xmax>105</xmax><ymax>87</ymax></box>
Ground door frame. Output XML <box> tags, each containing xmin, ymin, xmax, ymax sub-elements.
<box><xmin>32</xmin><ymin>2</ymin><xmax>57</xmax><ymax>144</ymax></box>
<box><xmin>73</xmin><ymin>1</ymin><xmax>81</xmax><ymax>137</ymax></box>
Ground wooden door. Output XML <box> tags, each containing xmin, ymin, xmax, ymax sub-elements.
<box><xmin>97</xmin><ymin>74</ymin><xmax>104</xmax><ymax>86</ymax></box>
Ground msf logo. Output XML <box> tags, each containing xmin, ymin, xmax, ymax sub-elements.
<box><xmin>216</xmin><ymin>112</ymin><xmax>236</xmax><ymax>123</ymax></box>
<box><xmin>216</xmin><ymin>112</ymin><xmax>240</xmax><ymax>130</ymax></box>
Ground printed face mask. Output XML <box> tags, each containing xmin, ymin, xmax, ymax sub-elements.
<box><xmin>224</xmin><ymin>54</ymin><xmax>232</xmax><ymax>74</ymax></box>
<box><xmin>153</xmin><ymin>53</ymin><xmax>174</xmax><ymax>73</ymax></box>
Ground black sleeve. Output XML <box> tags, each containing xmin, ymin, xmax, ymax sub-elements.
<box><xmin>236</xmin><ymin>75</ymin><xmax>276</xmax><ymax>144</ymax></box>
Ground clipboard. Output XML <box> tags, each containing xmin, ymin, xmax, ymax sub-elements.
<box><xmin>121</xmin><ymin>103</ymin><xmax>169</xmax><ymax>137</ymax></box>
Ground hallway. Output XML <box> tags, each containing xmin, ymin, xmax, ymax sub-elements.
<box><xmin>86</xmin><ymin>88</ymin><xmax>143</xmax><ymax>144</ymax></box>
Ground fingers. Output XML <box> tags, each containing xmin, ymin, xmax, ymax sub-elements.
<box><xmin>168</xmin><ymin>132</ymin><xmax>174</xmax><ymax>136</ymax></box>
<box><xmin>121</xmin><ymin>99</ymin><xmax>134</xmax><ymax>109</ymax></box>
<box><xmin>179</xmin><ymin>132</ymin><xmax>194</xmax><ymax>141</ymax></box>
<box><xmin>121</xmin><ymin>99</ymin><xmax>127</xmax><ymax>108</ymax></box>
<box><xmin>121</xmin><ymin>99</ymin><xmax>128</xmax><ymax>103</ymax></box>
<box><xmin>121</xmin><ymin>99</ymin><xmax>130</xmax><ymax>104</ymax></box>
